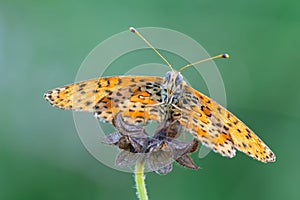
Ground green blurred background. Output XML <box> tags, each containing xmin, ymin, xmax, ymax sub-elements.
<box><xmin>1</xmin><ymin>0</ymin><xmax>299</xmax><ymax>199</ymax></box>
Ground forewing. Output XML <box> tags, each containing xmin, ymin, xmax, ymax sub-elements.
<box><xmin>44</xmin><ymin>76</ymin><xmax>164</xmax><ymax>124</ymax></box>
<box><xmin>179</xmin><ymin>85</ymin><xmax>276</xmax><ymax>163</ymax></box>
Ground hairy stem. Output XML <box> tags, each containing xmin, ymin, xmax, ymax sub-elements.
<box><xmin>135</xmin><ymin>160</ymin><xmax>148</xmax><ymax>200</ymax></box>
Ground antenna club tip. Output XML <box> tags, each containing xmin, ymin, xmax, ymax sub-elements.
<box><xmin>222</xmin><ymin>53</ymin><xmax>230</xmax><ymax>58</ymax></box>
<box><xmin>129</xmin><ymin>27</ymin><xmax>137</xmax><ymax>33</ymax></box>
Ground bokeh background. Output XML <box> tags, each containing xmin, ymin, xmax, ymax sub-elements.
<box><xmin>1</xmin><ymin>0</ymin><xmax>299</xmax><ymax>200</ymax></box>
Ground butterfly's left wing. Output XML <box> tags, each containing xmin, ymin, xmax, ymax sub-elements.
<box><xmin>44</xmin><ymin>76</ymin><xmax>165</xmax><ymax>124</ymax></box>
<box><xmin>178</xmin><ymin>85</ymin><xmax>276</xmax><ymax>163</ymax></box>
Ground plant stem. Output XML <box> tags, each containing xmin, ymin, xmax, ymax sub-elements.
<box><xmin>135</xmin><ymin>160</ymin><xmax>148</xmax><ymax>200</ymax></box>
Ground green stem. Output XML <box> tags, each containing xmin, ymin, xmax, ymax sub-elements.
<box><xmin>135</xmin><ymin>160</ymin><xmax>148</xmax><ymax>200</ymax></box>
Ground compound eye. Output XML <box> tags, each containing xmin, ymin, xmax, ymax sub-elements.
<box><xmin>165</xmin><ymin>71</ymin><xmax>171</xmax><ymax>81</ymax></box>
<box><xmin>175</xmin><ymin>74</ymin><xmax>183</xmax><ymax>85</ymax></box>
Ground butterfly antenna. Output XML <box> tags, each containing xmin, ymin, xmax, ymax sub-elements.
<box><xmin>179</xmin><ymin>53</ymin><xmax>229</xmax><ymax>72</ymax></box>
<box><xmin>129</xmin><ymin>27</ymin><xmax>173</xmax><ymax>71</ymax></box>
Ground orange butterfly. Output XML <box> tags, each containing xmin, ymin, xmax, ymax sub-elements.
<box><xmin>44</xmin><ymin>27</ymin><xmax>275</xmax><ymax>163</ymax></box>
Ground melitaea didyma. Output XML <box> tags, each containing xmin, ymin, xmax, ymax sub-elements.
<box><xmin>44</xmin><ymin>27</ymin><xmax>276</xmax><ymax>163</ymax></box>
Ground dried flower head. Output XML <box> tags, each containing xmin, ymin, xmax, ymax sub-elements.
<box><xmin>102</xmin><ymin>113</ymin><xmax>200</xmax><ymax>174</ymax></box>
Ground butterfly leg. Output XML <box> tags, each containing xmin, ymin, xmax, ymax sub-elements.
<box><xmin>141</xmin><ymin>102</ymin><xmax>165</xmax><ymax>131</ymax></box>
<box><xmin>172</xmin><ymin>104</ymin><xmax>201</xmax><ymax>117</ymax></box>
<box><xmin>172</xmin><ymin>104</ymin><xmax>200</xmax><ymax>142</ymax></box>
<box><xmin>143</xmin><ymin>104</ymin><xmax>147</xmax><ymax>127</ymax></box>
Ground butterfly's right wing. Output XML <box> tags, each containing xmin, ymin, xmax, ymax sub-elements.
<box><xmin>44</xmin><ymin>76</ymin><xmax>165</xmax><ymax>124</ymax></box>
<box><xmin>178</xmin><ymin>85</ymin><xmax>276</xmax><ymax>163</ymax></box>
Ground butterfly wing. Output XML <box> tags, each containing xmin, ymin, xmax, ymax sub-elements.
<box><xmin>44</xmin><ymin>76</ymin><xmax>165</xmax><ymax>124</ymax></box>
<box><xmin>178</xmin><ymin>85</ymin><xmax>276</xmax><ymax>163</ymax></box>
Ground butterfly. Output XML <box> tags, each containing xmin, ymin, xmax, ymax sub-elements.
<box><xmin>44</xmin><ymin>27</ymin><xmax>276</xmax><ymax>163</ymax></box>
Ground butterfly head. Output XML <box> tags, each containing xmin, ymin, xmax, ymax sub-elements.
<box><xmin>162</xmin><ymin>70</ymin><xmax>184</xmax><ymax>104</ymax></box>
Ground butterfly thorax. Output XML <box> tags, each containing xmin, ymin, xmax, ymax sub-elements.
<box><xmin>161</xmin><ymin>70</ymin><xmax>184</xmax><ymax>105</ymax></box>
